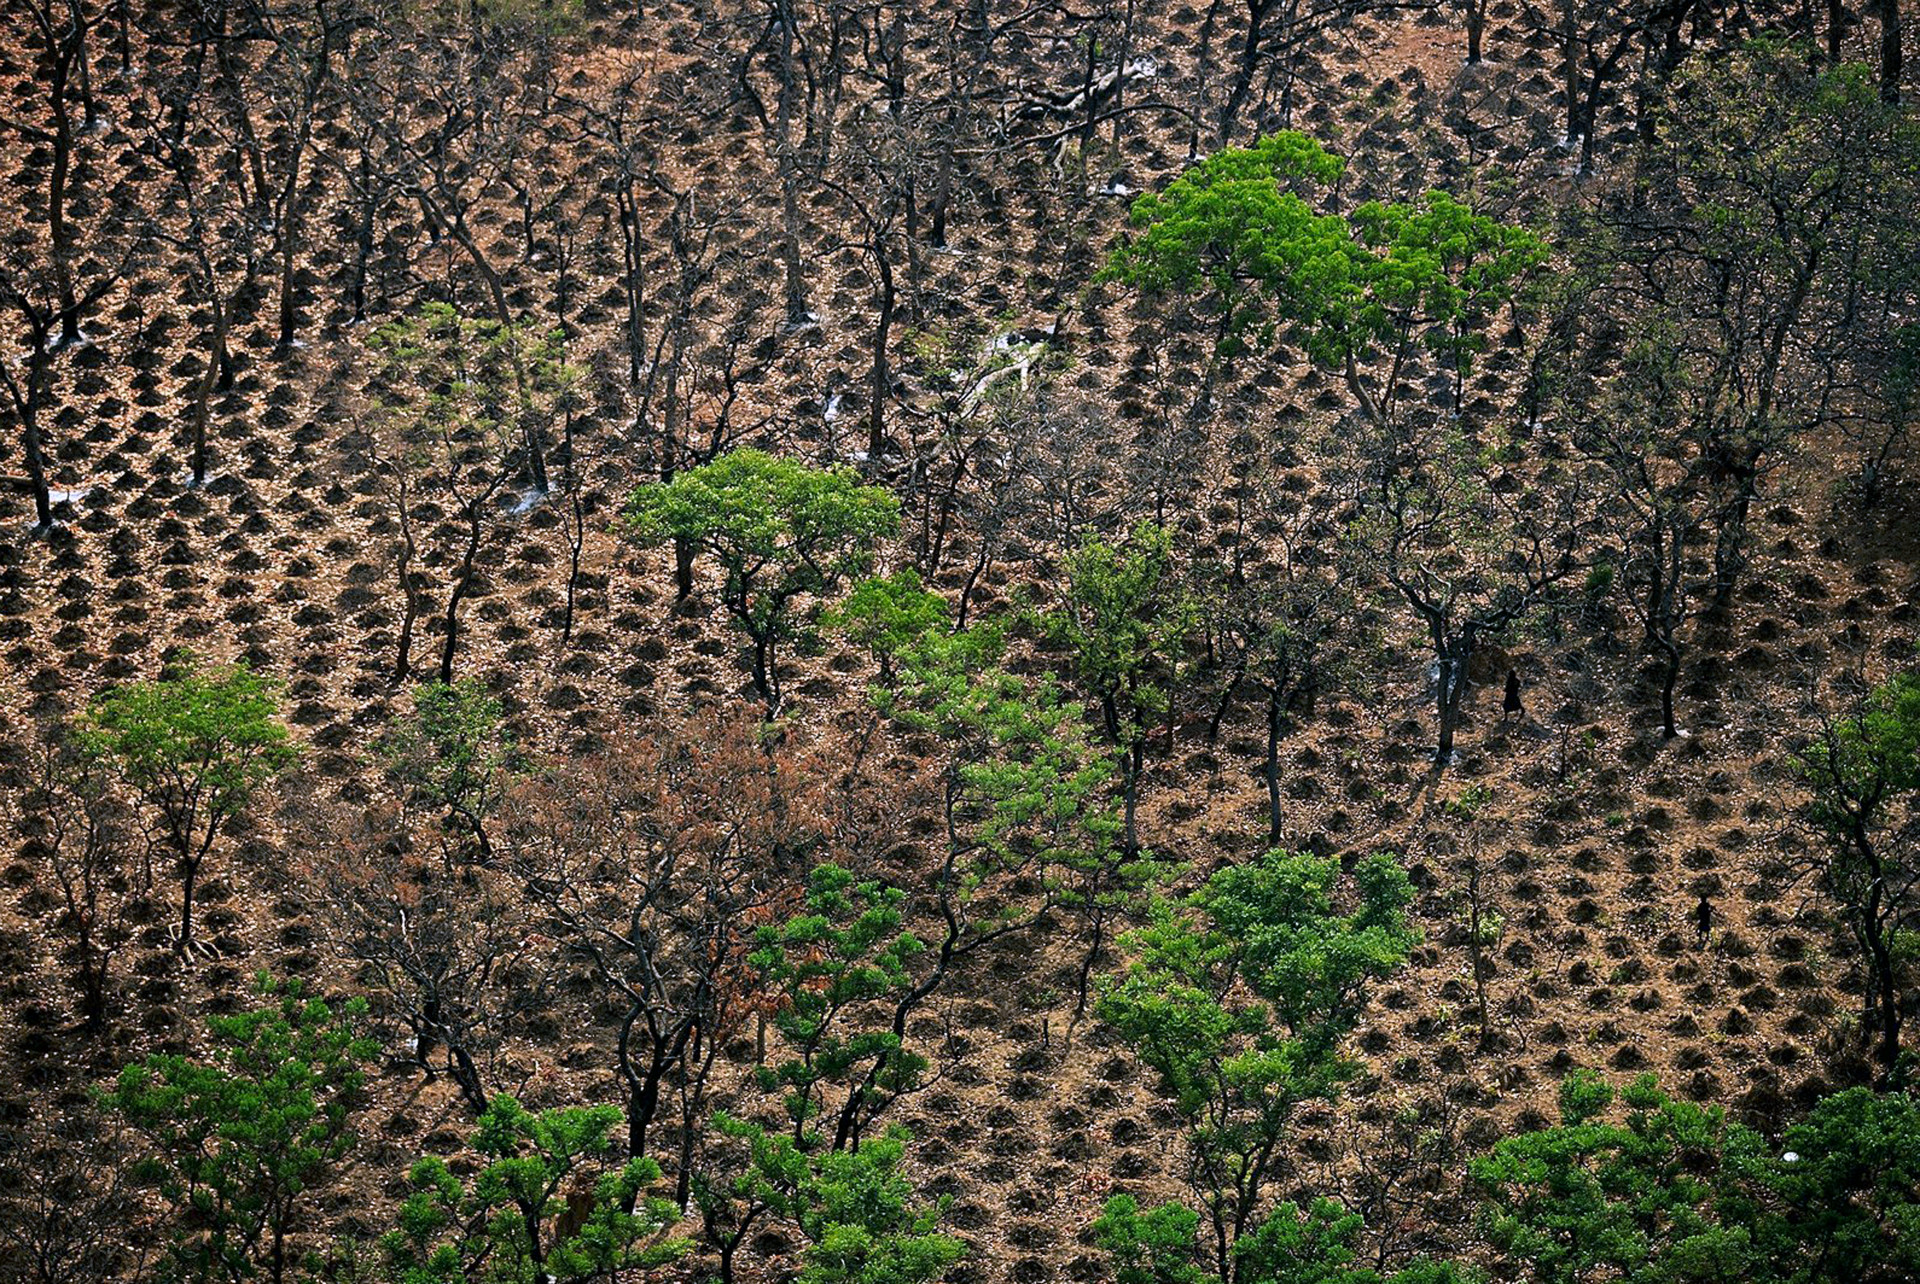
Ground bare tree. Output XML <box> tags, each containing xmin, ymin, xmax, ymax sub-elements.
<box><xmin>717</xmin><ymin>0</ymin><xmax>822</xmax><ymax>329</ymax></box>
<box><xmin>362</xmin><ymin>305</ymin><xmax>571</xmax><ymax>683</ymax></box>
<box><xmin>254</xmin><ymin>0</ymin><xmax>348</xmax><ymax>350</ymax></box>
<box><xmin>0</xmin><ymin>0</ymin><xmax>139</xmax><ymax>529</ymax></box>
<box><xmin>1200</xmin><ymin>459</ymin><xmax>1359</xmax><ymax>842</ymax></box>
<box><xmin>1</xmin><ymin>0</ymin><xmax>96</xmax><ymax>350</ymax></box>
<box><xmin>1550</xmin><ymin>293</ymin><xmax>1714</xmax><ymax>740</ymax></box>
<box><xmin>8</xmin><ymin>721</ymin><xmax>138</xmax><ymax>1030</ymax></box>
<box><xmin>501</xmin><ymin>716</ymin><xmax>818</xmax><ymax>1199</ymax></box>
<box><xmin>1364</xmin><ymin>430</ymin><xmax>1585</xmax><ymax>763</ymax></box>
<box><xmin>820</xmin><ymin>122</ymin><xmax>915</xmax><ymax>462</ymax></box>
<box><xmin>135</xmin><ymin>79</ymin><xmax>266</xmax><ymax>486</ymax></box>
<box><xmin>0</xmin><ymin>284</ymin><xmax>72</xmax><ymax>532</ymax></box>
<box><xmin>562</xmin><ymin>58</ymin><xmax>663</xmax><ymax>387</ymax></box>
<box><xmin>288</xmin><ymin>779</ymin><xmax>548</xmax><ymax>1112</ymax></box>
<box><xmin>0</xmin><ymin>1113</ymin><xmax>150</xmax><ymax>1284</ymax></box>
<box><xmin>346</xmin><ymin>13</ymin><xmax>562</xmax><ymax>491</ymax></box>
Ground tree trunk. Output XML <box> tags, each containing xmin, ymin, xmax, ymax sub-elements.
<box><xmin>24</xmin><ymin>406</ymin><xmax>53</xmax><ymax>529</ymax></box>
<box><xmin>1218</xmin><ymin>0</ymin><xmax>1270</xmax><ymax>145</ymax></box>
<box><xmin>439</xmin><ymin>508</ymin><xmax>483</xmax><ymax>684</ymax></box>
<box><xmin>80</xmin><ymin>953</ymin><xmax>107</xmax><ymax>1029</ymax></box>
<box><xmin>1265</xmin><ymin>685</ymin><xmax>1285</xmax><ymax>845</ymax></box>
<box><xmin>673</xmin><ymin>1035</ymin><xmax>719</xmax><ymax>1211</ymax></box>
<box><xmin>1561</xmin><ymin>0</ymin><xmax>1580</xmax><ymax>144</ymax></box>
<box><xmin>1575</xmin><ymin>33</ymin><xmax>1633</xmax><ymax>176</ymax></box>
<box><xmin>1119</xmin><ymin>734</ymin><xmax>1143</xmax><ymax>858</ymax></box>
<box><xmin>176</xmin><ymin>851</ymin><xmax>199</xmax><ymax>957</ymax></box>
<box><xmin>623</xmin><ymin>1029</ymin><xmax>662</xmax><ymax>1160</ymax></box>
<box><xmin>772</xmin><ymin>11</ymin><xmax>813</xmax><ymax>326</ymax></box>
<box><xmin>929</xmin><ymin>96</ymin><xmax>957</xmax><ymax>247</ymax></box>
<box><xmin>1074</xmin><ymin>897</ymin><xmax>1107</xmax><ymax>1017</ymax></box>
<box><xmin>1435</xmin><ymin>649</ymin><xmax>1468</xmax><ymax>763</ymax></box>
<box><xmin>393</xmin><ymin>482</ymin><xmax>420</xmax><ymax>685</ymax></box>
<box><xmin>617</xmin><ymin>181</ymin><xmax>646</xmax><ymax>382</ymax></box>
<box><xmin>562</xmin><ymin>492</ymin><xmax>584</xmax><ymax>646</ymax></box>
<box><xmin>1882</xmin><ymin>0</ymin><xmax>1903</xmax><ymax>102</ymax></box>
<box><xmin>35</xmin><ymin>16</ymin><xmax>83</xmax><ymax>349</ymax></box>
<box><xmin>1657</xmin><ymin>635</ymin><xmax>1681</xmax><ymax>739</ymax></box>
<box><xmin>868</xmin><ymin>247</ymin><xmax>894</xmax><ymax>460</ymax></box>
<box><xmin>1858</xmin><ymin>842</ymin><xmax>1903</xmax><ymax>1078</ymax></box>
<box><xmin>12</xmin><ymin>342</ymin><xmax>55</xmax><ymax>529</ymax></box>
<box><xmin>448</xmin><ymin>1041</ymin><xmax>487</xmax><ymax>1111</ymax></box>
<box><xmin>751</xmin><ymin>631</ymin><xmax>775</xmax><ymax>710</ymax></box>
<box><xmin>1467</xmin><ymin>860</ymin><xmax>1493</xmax><ymax>1049</ymax></box>
<box><xmin>275</xmin><ymin>188</ymin><xmax>302</xmax><ymax>350</ymax></box>
<box><xmin>191</xmin><ymin>295</ymin><xmax>227</xmax><ymax>485</ymax></box>
<box><xmin>673</xmin><ymin>536</ymin><xmax>695</xmax><ymax>600</ymax></box>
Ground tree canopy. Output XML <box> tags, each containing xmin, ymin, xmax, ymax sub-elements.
<box><xmin>625</xmin><ymin>449</ymin><xmax>902</xmax><ymax>707</ymax></box>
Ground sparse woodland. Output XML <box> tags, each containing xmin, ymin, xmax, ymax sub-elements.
<box><xmin>4</xmin><ymin>0</ymin><xmax>1920</xmax><ymax>1281</ymax></box>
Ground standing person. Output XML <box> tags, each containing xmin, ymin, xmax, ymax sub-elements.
<box><xmin>1503</xmin><ymin>669</ymin><xmax>1524</xmax><ymax>721</ymax></box>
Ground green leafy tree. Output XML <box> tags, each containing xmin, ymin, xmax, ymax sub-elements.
<box><xmin>1471</xmin><ymin>1071</ymin><xmax>1747</xmax><ymax>1284</ymax></box>
<box><xmin>1095</xmin><ymin>1195</ymin><xmax>1210</xmax><ymax>1284</ymax></box>
<box><xmin>1232</xmin><ymin>1198</ymin><xmax>1401</xmax><ymax>1284</ymax></box>
<box><xmin>879</xmin><ymin>619</ymin><xmax>1141</xmax><ymax>1018</ymax></box>
<box><xmin>751</xmin><ymin>864</ymin><xmax>927</xmax><ymax>1151</ymax></box>
<box><xmin>1102</xmin><ymin>132</ymin><xmax>1545</xmax><ymax>426</ymax></box>
<box><xmin>378</xmin><ymin>679</ymin><xmax>516</xmax><ymax>864</ymax></box>
<box><xmin>1098</xmin><ymin>848</ymin><xmax>1419</xmax><ymax>1284</ymax></box>
<box><xmin>382</xmin><ymin>1095</ymin><xmax>685</xmax><ymax>1284</ymax></box>
<box><xmin>1045</xmin><ymin>522</ymin><xmax>1196</xmax><ymax>858</ymax></box>
<box><xmin>824</xmin><ymin>569</ymin><xmax>949</xmax><ymax>683</ymax></box>
<box><xmin>1762</xmin><ymin>1087</ymin><xmax>1920</xmax><ymax>1281</ymax></box>
<box><xmin>624</xmin><ymin>449</ymin><xmax>902</xmax><ymax>709</ymax></box>
<box><xmin>1792</xmin><ymin>669</ymin><xmax>1920</xmax><ymax>1079</ymax></box>
<box><xmin>1471</xmin><ymin>1072</ymin><xmax>1920</xmax><ymax>1284</ymax></box>
<box><xmin>1100</xmin><ymin>132</ymin><xmax>1347</xmax><ymax>361</ymax></box>
<box><xmin>1095</xmin><ymin>1192</ymin><xmax>1469</xmax><ymax>1284</ymax></box>
<box><xmin>81</xmin><ymin>656</ymin><xmax>296</xmax><ymax>957</ymax></box>
<box><xmin>100</xmin><ymin>977</ymin><xmax>373</xmax><ymax>1284</ymax></box>
<box><xmin>696</xmin><ymin>1119</ymin><xmax>962</xmax><ymax>1284</ymax></box>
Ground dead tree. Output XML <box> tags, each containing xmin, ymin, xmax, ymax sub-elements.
<box><xmin>820</xmin><ymin>145</ymin><xmax>911</xmax><ymax>462</ymax></box>
<box><xmin>361</xmin><ymin>306</ymin><xmax>562</xmax><ymax>684</ymax></box>
<box><xmin>501</xmin><ymin>718</ymin><xmax>814</xmax><ymax>1195</ymax></box>
<box><xmin>562</xmin><ymin>59</ymin><xmax>663</xmax><ymax>386</ymax></box>
<box><xmin>287</xmin><ymin>777</ymin><xmax>548</xmax><ymax>1113</ymax></box>
<box><xmin>346</xmin><ymin>18</ymin><xmax>559</xmax><ymax>491</ymax></box>
<box><xmin>2</xmin><ymin>0</ymin><xmax>94</xmax><ymax>349</ymax></box>
<box><xmin>727</xmin><ymin>0</ymin><xmax>821</xmax><ymax>328</ymax></box>
<box><xmin>0</xmin><ymin>288</ymin><xmax>64</xmax><ymax>532</ymax></box>
<box><xmin>0</xmin><ymin>1113</ymin><xmax>150</xmax><ymax>1284</ymax></box>
<box><xmin>1370</xmin><ymin>445</ymin><xmax>1585</xmax><ymax>764</ymax></box>
<box><xmin>254</xmin><ymin>0</ymin><xmax>347</xmax><ymax>350</ymax></box>
<box><xmin>8</xmin><ymin>720</ymin><xmax>138</xmax><ymax>1030</ymax></box>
